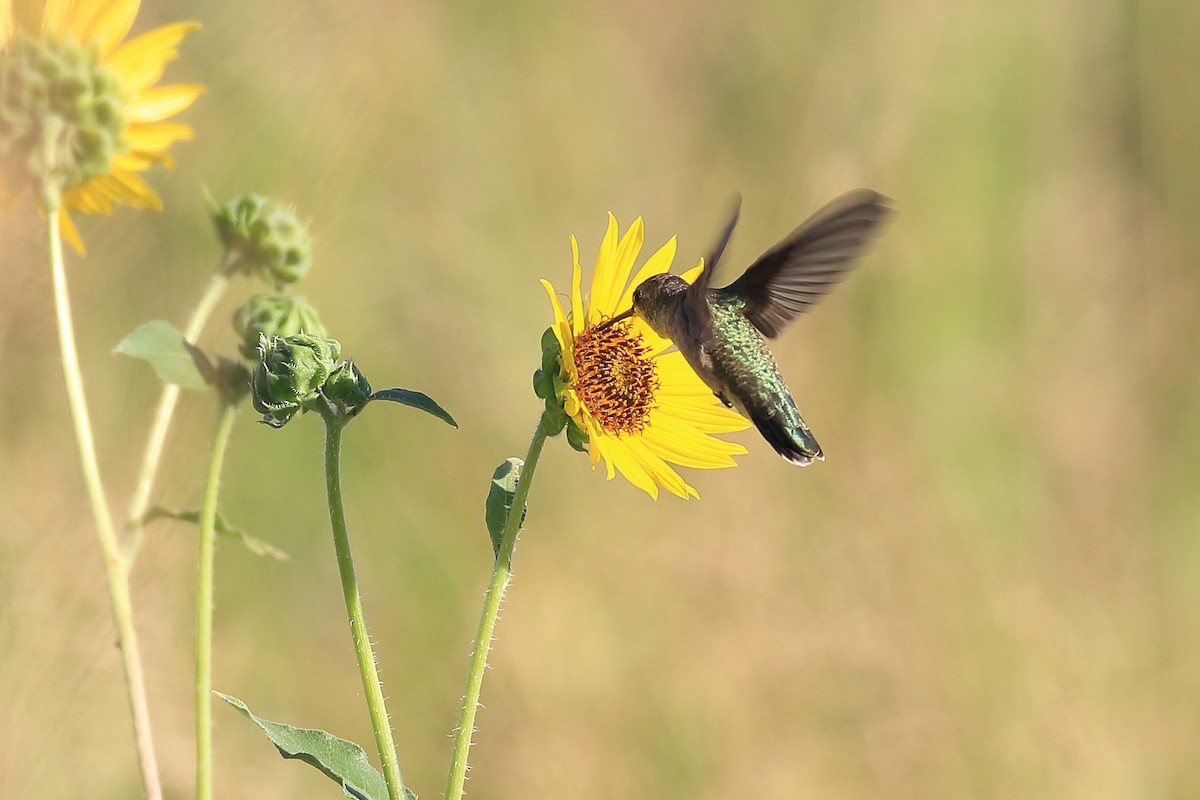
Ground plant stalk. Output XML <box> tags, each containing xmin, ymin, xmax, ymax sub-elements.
<box><xmin>195</xmin><ymin>399</ymin><xmax>238</xmax><ymax>800</ymax></box>
<box><xmin>444</xmin><ymin>414</ymin><xmax>549</xmax><ymax>800</ymax></box>
<box><xmin>43</xmin><ymin>172</ymin><xmax>164</xmax><ymax>800</ymax></box>
<box><xmin>323</xmin><ymin>416</ymin><xmax>406</xmax><ymax>800</ymax></box>
<box><xmin>125</xmin><ymin>267</ymin><xmax>232</xmax><ymax>560</ymax></box>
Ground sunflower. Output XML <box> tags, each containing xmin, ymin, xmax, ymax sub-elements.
<box><xmin>0</xmin><ymin>0</ymin><xmax>201</xmax><ymax>252</ymax></box>
<box><xmin>540</xmin><ymin>214</ymin><xmax>750</xmax><ymax>499</ymax></box>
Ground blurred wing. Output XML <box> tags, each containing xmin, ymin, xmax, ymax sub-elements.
<box><xmin>720</xmin><ymin>189</ymin><xmax>891</xmax><ymax>339</ymax></box>
<box><xmin>685</xmin><ymin>196</ymin><xmax>742</xmax><ymax>332</ymax></box>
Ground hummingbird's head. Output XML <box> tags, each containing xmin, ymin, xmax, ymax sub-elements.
<box><xmin>631</xmin><ymin>274</ymin><xmax>690</xmax><ymax>338</ymax></box>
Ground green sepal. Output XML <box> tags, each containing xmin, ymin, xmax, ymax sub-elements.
<box><xmin>566</xmin><ymin>417</ymin><xmax>589</xmax><ymax>452</ymax></box>
<box><xmin>114</xmin><ymin>321</ymin><xmax>210</xmax><ymax>390</ymax></box>
<box><xmin>217</xmin><ymin>692</ymin><xmax>403</xmax><ymax>800</ymax></box>
<box><xmin>539</xmin><ymin>326</ymin><xmax>562</xmax><ymax>376</ymax></box>
<box><xmin>142</xmin><ymin>505</ymin><xmax>289</xmax><ymax>560</ymax></box>
<box><xmin>369</xmin><ymin>388</ymin><xmax>458</xmax><ymax>428</ymax></box>
<box><xmin>532</xmin><ymin>367</ymin><xmax>552</xmax><ymax>400</ymax></box>
<box><xmin>542</xmin><ymin>400</ymin><xmax>567</xmax><ymax>436</ymax></box>
<box><xmin>485</xmin><ymin>458</ymin><xmax>525</xmax><ymax>558</ymax></box>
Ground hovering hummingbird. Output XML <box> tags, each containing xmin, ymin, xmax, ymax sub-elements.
<box><xmin>601</xmin><ymin>190</ymin><xmax>891</xmax><ymax>465</ymax></box>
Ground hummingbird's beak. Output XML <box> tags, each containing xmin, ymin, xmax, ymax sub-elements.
<box><xmin>595</xmin><ymin>308</ymin><xmax>635</xmax><ymax>331</ymax></box>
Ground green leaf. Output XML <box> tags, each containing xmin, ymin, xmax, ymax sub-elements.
<box><xmin>369</xmin><ymin>388</ymin><xmax>457</xmax><ymax>428</ymax></box>
<box><xmin>217</xmin><ymin>692</ymin><xmax>399</xmax><ymax>800</ymax></box>
<box><xmin>144</xmin><ymin>506</ymin><xmax>289</xmax><ymax>560</ymax></box>
<box><xmin>485</xmin><ymin>458</ymin><xmax>525</xmax><ymax>557</ymax></box>
<box><xmin>114</xmin><ymin>320</ymin><xmax>209</xmax><ymax>389</ymax></box>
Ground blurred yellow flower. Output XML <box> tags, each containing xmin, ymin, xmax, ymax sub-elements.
<box><xmin>0</xmin><ymin>0</ymin><xmax>201</xmax><ymax>252</ymax></box>
<box><xmin>541</xmin><ymin>214</ymin><xmax>750</xmax><ymax>499</ymax></box>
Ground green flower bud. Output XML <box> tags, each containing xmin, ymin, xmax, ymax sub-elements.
<box><xmin>323</xmin><ymin>361</ymin><xmax>373</xmax><ymax>418</ymax></box>
<box><xmin>0</xmin><ymin>34</ymin><xmax>125</xmax><ymax>192</ymax></box>
<box><xmin>251</xmin><ymin>333</ymin><xmax>341</xmax><ymax>427</ymax></box>
<box><xmin>233</xmin><ymin>294</ymin><xmax>326</xmax><ymax>360</ymax></box>
<box><xmin>212</xmin><ymin>195</ymin><xmax>312</xmax><ymax>286</ymax></box>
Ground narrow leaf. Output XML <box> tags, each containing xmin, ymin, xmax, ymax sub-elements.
<box><xmin>144</xmin><ymin>505</ymin><xmax>290</xmax><ymax>560</ymax></box>
<box><xmin>217</xmin><ymin>692</ymin><xmax>393</xmax><ymax>800</ymax></box>
<box><xmin>114</xmin><ymin>320</ymin><xmax>209</xmax><ymax>389</ymax></box>
<box><xmin>369</xmin><ymin>388</ymin><xmax>457</xmax><ymax>427</ymax></box>
<box><xmin>485</xmin><ymin>458</ymin><xmax>525</xmax><ymax>557</ymax></box>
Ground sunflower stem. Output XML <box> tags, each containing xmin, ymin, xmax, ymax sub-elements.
<box><xmin>445</xmin><ymin>414</ymin><xmax>550</xmax><ymax>800</ymax></box>
<box><xmin>322</xmin><ymin>414</ymin><xmax>407</xmax><ymax>800</ymax></box>
<box><xmin>124</xmin><ymin>264</ymin><xmax>233</xmax><ymax>562</ymax></box>
<box><xmin>41</xmin><ymin>167</ymin><xmax>164</xmax><ymax>800</ymax></box>
<box><xmin>195</xmin><ymin>398</ymin><xmax>238</xmax><ymax>800</ymax></box>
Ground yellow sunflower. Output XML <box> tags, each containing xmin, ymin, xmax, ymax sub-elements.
<box><xmin>540</xmin><ymin>214</ymin><xmax>750</xmax><ymax>499</ymax></box>
<box><xmin>0</xmin><ymin>0</ymin><xmax>201</xmax><ymax>252</ymax></box>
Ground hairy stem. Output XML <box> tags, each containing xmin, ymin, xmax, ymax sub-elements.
<box><xmin>195</xmin><ymin>400</ymin><xmax>238</xmax><ymax>800</ymax></box>
<box><xmin>445</xmin><ymin>414</ymin><xmax>549</xmax><ymax>800</ymax></box>
<box><xmin>323</xmin><ymin>417</ymin><xmax>406</xmax><ymax>800</ymax></box>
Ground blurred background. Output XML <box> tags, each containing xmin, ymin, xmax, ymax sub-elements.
<box><xmin>2</xmin><ymin>0</ymin><xmax>1198</xmax><ymax>797</ymax></box>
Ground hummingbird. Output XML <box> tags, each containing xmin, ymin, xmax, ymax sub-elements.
<box><xmin>601</xmin><ymin>189</ymin><xmax>890</xmax><ymax>465</ymax></box>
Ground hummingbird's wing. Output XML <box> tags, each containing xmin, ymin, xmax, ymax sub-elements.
<box><xmin>684</xmin><ymin>197</ymin><xmax>742</xmax><ymax>332</ymax></box>
<box><xmin>719</xmin><ymin>189</ymin><xmax>891</xmax><ymax>339</ymax></box>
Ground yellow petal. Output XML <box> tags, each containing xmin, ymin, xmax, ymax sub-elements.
<box><xmin>58</xmin><ymin>208</ymin><xmax>86</xmax><ymax>254</ymax></box>
<box><xmin>108</xmin><ymin>22</ymin><xmax>199</xmax><ymax>94</ymax></box>
<box><xmin>124</xmin><ymin>84</ymin><xmax>202</xmax><ymax>123</ymax></box>
<box><xmin>587</xmin><ymin>212</ymin><xmax>619</xmax><ymax>325</ymax></box>
<box><xmin>40</xmin><ymin>0</ymin><xmax>73</xmax><ymax>35</ymax></box>
<box><xmin>12</xmin><ymin>0</ymin><xmax>41</xmax><ymax>36</ymax></box>
<box><xmin>596</xmin><ymin>215</ymin><xmax>643</xmax><ymax>314</ymax></box>
<box><xmin>539</xmin><ymin>279</ymin><xmax>570</xmax><ymax>352</ymax></box>
<box><xmin>569</xmin><ymin>235</ymin><xmax>583</xmax><ymax>336</ymax></box>
<box><xmin>680</xmin><ymin>260</ymin><xmax>704</xmax><ymax>285</ymax></box>
<box><xmin>624</xmin><ymin>435</ymin><xmax>696</xmax><ymax>499</ymax></box>
<box><xmin>66</xmin><ymin>0</ymin><xmax>108</xmax><ymax>39</ymax></box>
<box><xmin>85</xmin><ymin>0</ymin><xmax>140</xmax><ymax>56</ymax></box>
<box><xmin>0</xmin><ymin>2</ymin><xmax>12</xmax><ymax>44</ymax></box>
<box><xmin>599</xmin><ymin>436</ymin><xmax>659</xmax><ymax>499</ymax></box>
<box><xmin>616</xmin><ymin>235</ymin><xmax>676</xmax><ymax>313</ymax></box>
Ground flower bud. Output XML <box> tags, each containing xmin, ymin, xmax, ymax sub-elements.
<box><xmin>251</xmin><ymin>334</ymin><xmax>341</xmax><ymax>427</ymax></box>
<box><xmin>212</xmin><ymin>195</ymin><xmax>312</xmax><ymax>286</ymax></box>
<box><xmin>323</xmin><ymin>361</ymin><xmax>373</xmax><ymax>418</ymax></box>
<box><xmin>0</xmin><ymin>35</ymin><xmax>124</xmax><ymax>192</ymax></box>
<box><xmin>233</xmin><ymin>294</ymin><xmax>326</xmax><ymax>360</ymax></box>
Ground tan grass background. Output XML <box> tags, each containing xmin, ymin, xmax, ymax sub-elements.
<box><xmin>2</xmin><ymin>0</ymin><xmax>1199</xmax><ymax>797</ymax></box>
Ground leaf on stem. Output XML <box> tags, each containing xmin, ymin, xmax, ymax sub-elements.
<box><xmin>114</xmin><ymin>320</ymin><xmax>210</xmax><ymax>389</ymax></box>
<box><xmin>143</xmin><ymin>505</ymin><xmax>290</xmax><ymax>560</ymax></box>
<box><xmin>485</xmin><ymin>457</ymin><xmax>525</xmax><ymax>557</ymax></box>
<box><xmin>369</xmin><ymin>388</ymin><xmax>458</xmax><ymax>428</ymax></box>
<box><xmin>217</xmin><ymin>692</ymin><xmax>409</xmax><ymax>800</ymax></box>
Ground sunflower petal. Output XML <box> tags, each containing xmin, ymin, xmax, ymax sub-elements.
<box><xmin>58</xmin><ymin>208</ymin><xmax>86</xmax><ymax>254</ymax></box>
<box><xmin>108</xmin><ymin>21</ymin><xmax>199</xmax><ymax>94</ymax></box>
<box><xmin>569</xmin><ymin>235</ymin><xmax>584</xmax><ymax>335</ymax></box>
<box><xmin>616</xmin><ymin>235</ymin><xmax>676</xmax><ymax>314</ymax></box>
<box><xmin>85</xmin><ymin>0</ymin><xmax>140</xmax><ymax>56</ymax></box>
<box><xmin>587</xmin><ymin>212</ymin><xmax>619</xmax><ymax>325</ymax></box>
<box><xmin>124</xmin><ymin>84</ymin><xmax>202</xmax><ymax>123</ymax></box>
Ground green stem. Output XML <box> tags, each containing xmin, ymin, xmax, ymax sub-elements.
<box><xmin>195</xmin><ymin>400</ymin><xmax>238</xmax><ymax>800</ymax></box>
<box><xmin>43</xmin><ymin>180</ymin><xmax>163</xmax><ymax>800</ymax></box>
<box><xmin>444</xmin><ymin>414</ymin><xmax>550</xmax><ymax>800</ymax></box>
<box><xmin>125</xmin><ymin>267</ymin><xmax>232</xmax><ymax>561</ymax></box>
<box><xmin>323</xmin><ymin>416</ymin><xmax>406</xmax><ymax>800</ymax></box>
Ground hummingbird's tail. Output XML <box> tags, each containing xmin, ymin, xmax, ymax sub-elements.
<box><xmin>750</xmin><ymin>411</ymin><xmax>824</xmax><ymax>466</ymax></box>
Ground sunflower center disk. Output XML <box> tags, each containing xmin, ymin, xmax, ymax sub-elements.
<box><xmin>573</xmin><ymin>323</ymin><xmax>658</xmax><ymax>435</ymax></box>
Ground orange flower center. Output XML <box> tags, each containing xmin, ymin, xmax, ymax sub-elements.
<box><xmin>573</xmin><ymin>322</ymin><xmax>658</xmax><ymax>435</ymax></box>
